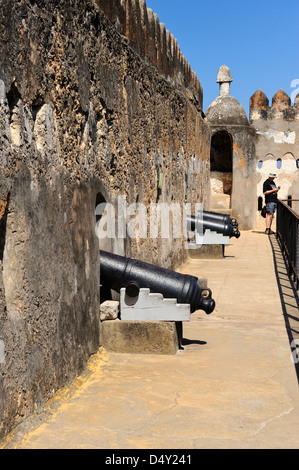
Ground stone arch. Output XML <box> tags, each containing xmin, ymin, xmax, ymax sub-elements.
<box><xmin>264</xmin><ymin>153</ymin><xmax>275</xmax><ymax>161</ymax></box>
<box><xmin>281</xmin><ymin>153</ymin><xmax>297</xmax><ymax>174</ymax></box>
<box><xmin>259</xmin><ymin>154</ymin><xmax>277</xmax><ymax>175</ymax></box>
<box><xmin>282</xmin><ymin>152</ymin><xmax>295</xmax><ymax>160</ymax></box>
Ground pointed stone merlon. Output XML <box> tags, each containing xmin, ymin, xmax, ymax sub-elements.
<box><xmin>120</xmin><ymin>288</ymin><xmax>191</xmax><ymax>322</ymax></box>
<box><xmin>217</xmin><ymin>65</ymin><xmax>233</xmax><ymax>97</ymax></box>
<box><xmin>250</xmin><ymin>88</ymin><xmax>299</xmax><ymax>121</ymax></box>
<box><xmin>249</xmin><ymin>89</ymin><xmax>269</xmax><ymax>120</ymax></box>
<box><xmin>94</xmin><ymin>0</ymin><xmax>203</xmax><ymax>108</ymax></box>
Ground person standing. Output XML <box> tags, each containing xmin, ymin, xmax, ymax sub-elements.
<box><xmin>263</xmin><ymin>173</ymin><xmax>280</xmax><ymax>234</ymax></box>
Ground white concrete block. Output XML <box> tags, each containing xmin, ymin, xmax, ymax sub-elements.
<box><xmin>196</xmin><ymin>229</ymin><xmax>230</xmax><ymax>245</ymax></box>
<box><xmin>120</xmin><ymin>288</ymin><xmax>191</xmax><ymax>322</ymax></box>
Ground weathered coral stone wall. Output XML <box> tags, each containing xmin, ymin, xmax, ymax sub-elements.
<box><xmin>0</xmin><ymin>0</ymin><xmax>210</xmax><ymax>438</ymax></box>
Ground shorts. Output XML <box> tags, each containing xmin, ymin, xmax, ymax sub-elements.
<box><xmin>266</xmin><ymin>202</ymin><xmax>277</xmax><ymax>215</ymax></box>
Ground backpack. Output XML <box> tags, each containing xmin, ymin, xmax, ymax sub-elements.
<box><xmin>261</xmin><ymin>206</ymin><xmax>267</xmax><ymax>218</ymax></box>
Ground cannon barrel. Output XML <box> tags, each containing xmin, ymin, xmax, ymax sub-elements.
<box><xmin>186</xmin><ymin>214</ymin><xmax>240</xmax><ymax>239</ymax></box>
<box><xmin>203</xmin><ymin>210</ymin><xmax>238</xmax><ymax>228</ymax></box>
<box><xmin>100</xmin><ymin>250</ymin><xmax>215</xmax><ymax>314</ymax></box>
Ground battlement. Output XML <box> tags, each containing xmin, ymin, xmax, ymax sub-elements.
<box><xmin>94</xmin><ymin>0</ymin><xmax>203</xmax><ymax>108</ymax></box>
<box><xmin>250</xmin><ymin>88</ymin><xmax>299</xmax><ymax>121</ymax></box>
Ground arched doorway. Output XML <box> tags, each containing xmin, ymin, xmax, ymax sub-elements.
<box><xmin>210</xmin><ymin>131</ymin><xmax>233</xmax><ymax>210</ymax></box>
<box><xmin>211</xmin><ymin>131</ymin><xmax>233</xmax><ymax>172</ymax></box>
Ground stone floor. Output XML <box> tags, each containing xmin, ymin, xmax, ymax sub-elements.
<box><xmin>1</xmin><ymin>231</ymin><xmax>299</xmax><ymax>449</ymax></box>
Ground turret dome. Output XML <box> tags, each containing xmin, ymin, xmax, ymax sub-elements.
<box><xmin>205</xmin><ymin>65</ymin><xmax>249</xmax><ymax>126</ymax></box>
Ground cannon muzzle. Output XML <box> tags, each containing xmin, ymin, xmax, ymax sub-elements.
<box><xmin>186</xmin><ymin>213</ymin><xmax>240</xmax><ymax>239</ymax></box>
<box><xmin>100</xmin><ymin>250</ymin><xmax>215</xmax><ymax>314</ymax></box>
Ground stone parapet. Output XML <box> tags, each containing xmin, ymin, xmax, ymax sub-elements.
<box><xmin>95</xmin><ymin>0</ymin><xmax>203</xmax><ymax>109</ymax></box>
<box><xmin>250</xmin><ymin>89</ymin><xmax>299</xmax><ymax>121</ymax></box>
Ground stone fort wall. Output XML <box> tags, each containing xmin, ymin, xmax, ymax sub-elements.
<box><xmin>250</xmin><ymin>89</ymin><xmax>299</xmax><ymax>228</ymax></box>
<box><xmin>0</xmin><ymin>0</ymin><xmax>210</xmax><ymax>439</ymax></box>
<box><xmin>95</xmin><ymin>0</ymin><xmax>203</xmax><ymax>106</ymax></box>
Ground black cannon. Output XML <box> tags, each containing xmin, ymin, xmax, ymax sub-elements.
<box><xmin>203</xmin><ymin>210</ymin><xmax>238</xmax><ymax>228</ymax></box>
<box><xmin>100</xmin><ymin>250</ymin><xmax>215</xmax><ymax>314</ymax></box>
<box><xmin>186</xmin><ymin>213</ymin><xmax>241</xmax><ymax>239</ymax></box>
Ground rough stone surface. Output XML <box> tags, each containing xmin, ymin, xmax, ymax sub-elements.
<box><xmin>100</xmin><ymin>319</ymin><xmax>180</xmax><ymax>355</ymax></box>
<box><xmin>216</xmin><ymin>65</ymin><xmax>233</xmax><ymax>84</ymax></box>
<box><xmin>210</xmin><ymin>194</ymin><xmax>231</xmax><ymax>210</ymax></box>
<box><xmin>205</xmin><ymin>96</ymin><xmax>249</xmax><ymax>127</ymax></box>
<box><xmin>250</xmin><ymin>89</ymin><xmax>269</xmax><ymax>119</ymax></box>
<box><xmin>210</xmin><ymin>171</ymin><xmax>232</xmax><ymax>195</ymax></box>
<box><xmin>187</xmin><ymin>244</ymin><xmax>224</xmax><ymax>259</ymax></box>
<box><xmin>0</xmin><ymin>0</ymin><xmax>210</xmax><ymax>439</ymax></box>
<box><xmin>100</xmin><ymin>301</ymin><xmax>119</xmax><ymax>321</ymax></box>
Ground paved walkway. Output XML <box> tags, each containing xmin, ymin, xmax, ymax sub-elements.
<box><xmin>1</xmin><ymin>231</ymin><xmax>299</xmax><ymax>449</ymax></box>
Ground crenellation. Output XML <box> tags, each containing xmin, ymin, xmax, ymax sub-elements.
<box><xmin>130</xmin><ymin>0</ymin><xmax>145</xmax><ymax>55</ymax></box>
<box><xmin>94</xmin><ymin>0</ymin><xmax>124</xmax><ymax>30</ymax></box>
<box><xmin>172</xmin><ymin>36</ymin><xmax>178</xmax><ymax>69</ymax></box>
<box><xmin>249</xmin><ymin>85</ymin><xmax>299</xmax><ymax>228</ymax></box>
<box><xmin>250</xmin><ymin>88</ymin><xmax>298</xmax><ymax>122</ymax></box>
<box><xmin>145</xmin><ymin>8</ymin><xmax>157</xmax><ymax>66</ymax></box>
<box><xmin>272</xmin><ymin>89</ymin><xmax>291</xmax><ymax>109</ymax></box>
<box><xmin>153</xmin><ymin>13</ymin><xmax>161</xmax><ymax>69</ymax></box>
<box><xmin>139</xmin><ymin>0</ymin><xmax>149</xmax><ymax>57</ymax></box>
<box><xmin>165</xmin><ymin>29</ymin><xmax>173</xmax><ymax>78</ymax></box>
<box><xmin>162</xmin><ymin>23</ymin><xmax>169</xmax><ymax>76</ymax></box>
<box><xmin>166</xmin><ymin>30</ymin><xmax>174</xmax><ymax>67</ymax></box>
<box><xmin>270</xmin><ymin>89</ymin><xmax>291</xmax><ymax>120</ymax></box>
<box><xmin>249</xmin><ymin>89</ymin><xmax>269</xmax><ymax>121</ymax></box>
<box><xmin>95</xmin><ymin>0</ymin><xmax>203</xmax><ymax>108</ymax></box>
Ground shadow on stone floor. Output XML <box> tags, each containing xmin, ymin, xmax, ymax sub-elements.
<box><xmin>269</xmin><ymin>234</ymin><xmax>299</xmax><ymax>385</ymax></box>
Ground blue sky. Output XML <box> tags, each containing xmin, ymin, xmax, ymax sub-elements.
<box><xmin>146</xmin><ymin>0</ymin><xmax>299</xmax><ymax>117</ymax></box>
